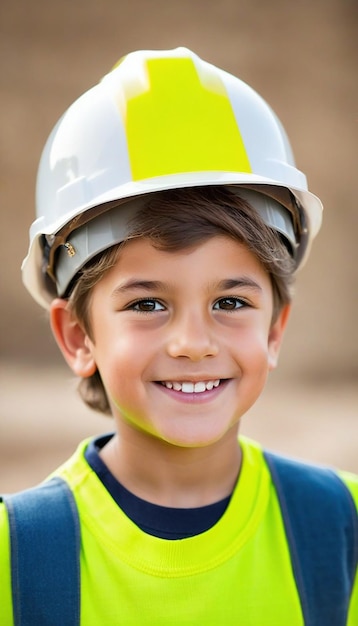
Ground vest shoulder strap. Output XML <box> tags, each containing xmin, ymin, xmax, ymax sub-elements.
<box><xmin>2</xmin><ymin>477</ymin><xmax>80</xmax><ymax>626</ymax></box>
<box><xmin>264</xmin><ymin>451</ymin><xmax>358</xmax><ymax>626</ymax></box>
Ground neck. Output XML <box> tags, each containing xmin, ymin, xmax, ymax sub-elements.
<box><xmin>100</xmin><ymin>425</ymin><xmax>242</xmax><ymax>508</ymax></box>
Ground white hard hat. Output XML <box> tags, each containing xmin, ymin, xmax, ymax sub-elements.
<box><xmin>22</xmin><ymin>47</ymin><xmax>323</xmax><ymax>308</ymax></box>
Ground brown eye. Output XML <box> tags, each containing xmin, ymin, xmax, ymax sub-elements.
<box><xmin>131</xmin><ymin>299</ymin><xmax>165</xmax><ymax>312</ymax></box>
<box><xmin>214</xmin><ymin>297</ymin><xmax>245</xmax><ymax>311</ymax></box>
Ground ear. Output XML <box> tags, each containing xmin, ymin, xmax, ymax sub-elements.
<box><xmin>50</xmin><ymin>298</ymin><xmax>97</xmax><ymax>378</ymax></box>
<box><xmin>267</xmin><ymin>304</ymin><xmax>291</xmax><ymax>371</ymax></box>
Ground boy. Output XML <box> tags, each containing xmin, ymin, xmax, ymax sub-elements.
<box><xmin>1</xmin><ymin>48</ymin><xmax>357</xmax><ymax>625</ymax></box>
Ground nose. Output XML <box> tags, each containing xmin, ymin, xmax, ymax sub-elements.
<box><xmin>166</xmin><ymin>308</ymin><xmax>219</xmax><ymax>361</ymax></box>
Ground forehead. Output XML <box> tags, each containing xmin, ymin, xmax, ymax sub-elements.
<box><xmin>98</xmin><ymin>235</ymin><xmax>272</xmax><ymax>292</ymax></box>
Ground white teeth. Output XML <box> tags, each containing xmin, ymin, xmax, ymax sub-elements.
<box><xmin>194</xmin><ymin>382</ymin><xmax>206</xmax><ymax>393</ymax></box>
<box><xmin>162</xmin><ymin>380</ymin><xmax>221</xmax><ymax>393</ymax></box>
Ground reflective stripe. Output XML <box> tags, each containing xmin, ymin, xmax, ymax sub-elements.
<box><xmin>120</xmin><ymin>56</ymin><xmax>251</xmax><ymax>181</ymax></box>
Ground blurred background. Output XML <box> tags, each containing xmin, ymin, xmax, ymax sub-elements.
<box><xmin>1</xmin><ymin>0</ymin><xmax>357</xmax><ymax>492</ymax></box>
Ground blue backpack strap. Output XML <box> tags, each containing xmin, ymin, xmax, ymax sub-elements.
<box><xmin>2</xmin><ymin>476</ymin><xmax>81</xmax><ymax>626</ymax></box>
<box><xmin>264</xmin><ymin>451</ymin><xmax>358</xmax><ymax>626</ymax></box>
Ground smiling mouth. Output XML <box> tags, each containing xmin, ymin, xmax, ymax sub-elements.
<box><xmin>159</xmin><ymin>380</ymin><xmax>222</xmax><ymax>394</ymax></box>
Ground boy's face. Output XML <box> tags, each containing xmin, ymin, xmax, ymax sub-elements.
<box><xmin>55</xmin><ymin>235</ymin><xmax>289</xmax><ymax>449</ymax></box>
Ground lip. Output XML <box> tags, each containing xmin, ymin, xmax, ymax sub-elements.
<box><xmin>154</xmin><ymin>379</ymin><xmax>230</xmax><ymax>403</ymax></box>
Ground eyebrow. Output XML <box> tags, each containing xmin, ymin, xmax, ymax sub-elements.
<box><xmin>215</xmin><ymin>278</ymin><xmax>263</xmax><ymax>292</ymax></box>
<box><xmin>111</xmin><ymin>280</ymin><xmax>168</xmax><ymax>298</ymax></box>
<box><xmin>111</xmin><ymin>277</ymin><xmax>262</xmax><ymax>298</ymax></box>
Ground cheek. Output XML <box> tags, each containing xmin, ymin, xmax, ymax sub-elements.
<box><xmin>233</xmin><ymin>326</ymin><xmax>272</xmax><ymax>366</ymax></box>
<box><xmin>96</xmin><ymin>331</ymin><xmax>152</xmax><ymax>391</ymax></box>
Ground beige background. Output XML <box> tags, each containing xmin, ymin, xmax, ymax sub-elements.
<box><xmin>0</xmin><ymin>0</ymin><xmax>357</xmax><ymax>492</ymax></box>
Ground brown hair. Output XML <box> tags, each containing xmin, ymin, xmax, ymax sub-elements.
<box><xmin>67</xmin><ymin>186</ymin><xmax>295</xmax><ymax>415</ymax></box>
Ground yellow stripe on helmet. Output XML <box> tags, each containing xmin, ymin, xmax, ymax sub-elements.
<box><xmin>118</xmin><ymin>56</ymin><xmax>252</xmax><ymax>181</ymax></box>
